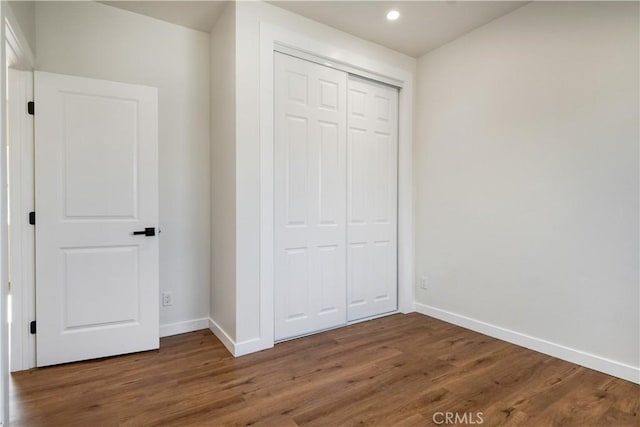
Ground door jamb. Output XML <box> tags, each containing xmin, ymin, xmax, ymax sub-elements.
<box><xmin>7</xmin><ymin>69</ymin><xmax>34</xmax><ymax>373</ymax></box>
<box><xmin>5</xmin><ymin>5</ymin><xmax>36</xmax><ymax>378</ymax></box>
<box><xmin>2</xmin><ymin>4</ymin><xmax>35</xmax><ymax>424</ymax></box>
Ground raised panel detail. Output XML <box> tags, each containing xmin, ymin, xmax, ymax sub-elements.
<box><xmin>287</xmin><ymin>71</ymin><xmax>308</xmax><ymax>104</ymax></box>
<box><xmin>63</xmin><ymin>93</ymin><xmax>138</xmax><ymax>219</ymax></box>
<box><xmin>285</xmin><ymin>116</ymin><xmax>308</xmax><ymax>226</ymax></box>
<box><xmin>319</xmin><ymin>122</ymin><xmax>339</xmax><ymax>225</ymax></box>
<box><xmin>348</xmin><ymin>128</ymin><xmax>367</xmax><ymax>225</ymax></box>
<box><xmin>375</xmin><ymin>95</ymin><xmax>390</xmax><ymax>122</ymax></box>
<box><xmin>319</xmin><ymin>80</ymin><xmax>338</xmax><ymax>111</ymax></box>
<box><xmin>348</xmin><ymin>243</ymin><xmax>367</xmax><ymax>306</ymax></box>
<box><xmin>318</xmin><ymin>245</ymin><xmax>340</xmax><ymax>314</ymax></box>
<box><xmin>373</xmin><ymin>132</ymin><xmax>390</xmax><ymax>223</ymax></box>
<box><xmin>63</xmin><ymin>246</ymin><xmax>139</xmax><ymax>329</ymax></box>
<box><xmin>350</xmin><ymin>89</ymin><xmax>366</xmax><ymax>117</ymax></box>
<box><xmin>372</xmin><ymin>241</ymin><xmax>392</xmax><ymax>301</ymax></box>
<box><xmin>285</xmin><ymin>248</ymin><xmax>309</xmax><ymax>321</ymax></box>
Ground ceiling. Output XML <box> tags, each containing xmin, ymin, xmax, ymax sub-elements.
<box><xmin>99</xmin><ymin>1</ymin><xmax>228</xmax><ymax>33</ymax></box>
<box><xmin>99</xmin><ymin>1</ymin><xmax>527</xmax><ymax>57</ymax></box>
<box><xmin>269</xmin><ymin>1</ymin><xmax>526</xmax><ymax>57</ymax></box>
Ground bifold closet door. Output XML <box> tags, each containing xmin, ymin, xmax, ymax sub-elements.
<box><xmin>274</xmin><ymin>53</ymin><xmax>348</xmax><ymax>340</ymax></box>
<box><xmin>346</xmin><ymin>75</ymin><xmax>399</xmax><ymax>321</ymax></box>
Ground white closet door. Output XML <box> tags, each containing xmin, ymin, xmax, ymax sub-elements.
<box><xmin>274</xmin><ymin>53</ymin><xmax>348</xmax><ymax>340</ymax></box>
<box><xmin>347</xmin><ymin>75</ymin><xmax>399</xmax><ymax>321</ymax></box>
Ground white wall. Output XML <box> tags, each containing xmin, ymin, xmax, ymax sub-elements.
<box><xmin>210</xmin><ymin>3</ymin><xmax>237</xmax><ymax>340</ymax></box>
<box><xmin>35</xmin><ymin>2</ymin><xmax>211</xmax><ymax>331</ymax></box>
<box><xmin>231</xmin><ymin>1</ymin><xmax>415</xmax><ymax>346</ymax></box>
<box><xmin>415</xmin><ymin>1</ymin><xmax>639</xmax><ymax>380</ymax></box>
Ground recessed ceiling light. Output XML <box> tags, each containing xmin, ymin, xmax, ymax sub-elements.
<box><xmin>386</xmin><ymin>10</ymin><xmax>400</xmax><ymax>21</ymax></box>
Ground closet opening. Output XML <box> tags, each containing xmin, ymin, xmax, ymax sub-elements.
<box><xmin>273</xmin><ymin>50</ymin><xmax>400</xmax><ymax>342</ymax></box>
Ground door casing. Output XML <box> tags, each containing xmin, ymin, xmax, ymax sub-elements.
<box><xmin>4</xmin><ymin>5</ymin><xmax>37</xmax><ymax>423</ymax></box>
<box><xmin>7</xmin><ymin>68</ymin><xmax>35</xmax><ymax>373</ymax></box>
<box><xmin>238</xmin><ymin>24</ymin><xmax>415</xmax><ymax>357</ymax></box>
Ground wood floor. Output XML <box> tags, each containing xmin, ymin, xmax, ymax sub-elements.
<box><xmin>10</xmin><ymin>314</ymin><xmax>639</xmax><ymax>426</ymax></box>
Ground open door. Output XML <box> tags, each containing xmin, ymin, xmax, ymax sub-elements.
<box><xmin>34</xmin><ymin>71</ymin><xmax>159</xmax><ymax>366</ymax></box>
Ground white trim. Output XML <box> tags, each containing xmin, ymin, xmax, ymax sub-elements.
<box><xmin>208</xmin><ymin>317</ymin><xmax>236</xmax><ymax>355</ymax></box>
<box><xmin>274</xmin><ymin>44</ymin><xmax>403</xmax><ymax>88</ymax></box>
<box><xmin>235</xmin><ymin>337</ymin><xmax>269</xmax><ymax>357</ymax></box>
<box><xmin>208</xmin><ymin>317</ymin><xmax>270</xmax><ymax>357</ymax></box>
<box><xmin>159</xmin><ymin>318</ymin><xmax>208</xmax><ymax>338</ymax></box>
<box><xmin>4</xmin><ymin>7</ymin><xmax>34</xmax><ymax>70</ymax></box>
<box><xmin>7</xmin><ymin>69</ymin><xmax>34</xmax><ymax>373</ymax></box>
<box><xmin>258</xmin><ymin>22</ymin><xmax>415</xmax><ymax>355</ymax></box>
<box><xmin>4</xmin><ymin>4</ymin><xmax>35</xmax><ymax>382</ymax></box>
<box><xmin>1</xmin><ymin>4</ymin><xmax>11</xmax><ymax>424</ymax></box>
<box><xmin>415</xmin><ymin>302</ymin><xmax>640</xmax><ymax>384</ymax></box>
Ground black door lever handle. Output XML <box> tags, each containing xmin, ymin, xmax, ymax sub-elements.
<box><xmin>132</xmin><ymin>227</ymin><xmax>156</xmax><ymax>237</ymax></box>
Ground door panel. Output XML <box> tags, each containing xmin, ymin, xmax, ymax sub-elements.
<box><xmin>318</xmin><ymin>245</ymin><xmax>341</xmax><ymax>314</ymax></box>
<box><xmin>35</xmin><ymin>71</ymin><xmax>159</xmax><ymax>366</ymax></box>
<box><xmin>284</xmin><ymin>116</ymin><xmax>309</xmax><ymax>226</ymax></box>
<box><xmin>319</xmin><ymin>122</ymin><xmax>340</xmax><ymax>224</ymax></box>
<box><xmin>63</xmin><ymin>246</ymin><xmax>139</xmax><ymax>328</ymax></box>
<box><xmin>348</xmin><ymin>243</ymin><xmax>367</xmax><ymax>307</ymax></box>
<box><xmin>63</xmin><ymin>93</ymin><xmax>138</xmax><ymax>218</ymax></box>
<box><xmin>274</xmin><ymin>53</ymin><xmax>347</xmax><ymax>340</ymax></box>
<box><xmin>347</xmin><ymin>75</ymin><xmax>399</xmax><ymax>321</ymax></box>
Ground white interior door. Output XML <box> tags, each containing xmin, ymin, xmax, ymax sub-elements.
<box><xmin>346</xmin><ymin>75</ymin><xmax>398</xmax><ymax>321</ymax></box>
<box><xmin>274</xmin><ymin>53</ymin><xmax>347</xmax><ymax>340</ymax></box>
<box><xmin>35</xmin><ymin>71</ymin><xmax>159</xmax><ymax>366</ymax></box>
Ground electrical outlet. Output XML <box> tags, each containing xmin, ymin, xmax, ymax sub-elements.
<box><xmin>162</xmin><ymin>292</ymin><xmax>173</xmax><ymax>307</ymax></box>
<box><xmin>420</xmin><ymin>276</ymin><xmax>428</xmax><ymax>290</ymax></box>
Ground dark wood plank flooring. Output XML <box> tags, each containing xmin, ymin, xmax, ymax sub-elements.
<box><xmin>10</xmin><ymin>313</ymin><xmax>639</xmax><ymax>426</ymax></box>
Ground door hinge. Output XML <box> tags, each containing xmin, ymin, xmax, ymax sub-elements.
<box><xmin>27</xmin><ymin>101</ymin><xmax>34</xmax><ymax>115</ymax></box>
<box><xmin>29</xmin><ymin>321</ymin><xmax>36</xmax><ymax>334</ymax></box>
<box><xmin>28</xmin><ymin>211</ymin><xmax>35</xmax><ymax>225</ymax></box>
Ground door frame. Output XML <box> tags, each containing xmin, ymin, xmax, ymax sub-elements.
<box><xmin>7</xmin><ymin>69</ymin><xmax>34</xmax><ymax>373</ymax></box>
<box><xmin>5</xmin><ymin>7</ymin><xmax>35</xmax><ymax>376</ymax></box>
<box><xmin>256</xmin><ymin>23</ymin><xmax>415</xmax><ymax>354</ymax></box>
<box><xmin>2</xmin><ymin>4</ymin><xmax>36</xmax><ymax>424</ymax></box>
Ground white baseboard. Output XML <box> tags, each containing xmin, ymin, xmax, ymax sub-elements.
<box><xmin>160</xmin><ymin>318</ymin><xmax>209</xmax><ymax>338</ymax></box>
<box><xmin>208</xmin><ymin>318</ymin><xmax>274</xmax><ymax>357</ymax></box>
<box><xmin>415</xmin><ymin>302</ymin><xmax>639</xmax><ymax>384</ymax></box>
<box><xmin>208</xmin><ymin>317</ymin><xmax>236</xmax><ymax>355</ymax></box>
<box><xmin>236</xmin><ymin>337</ymin><xmax>272</xmax><ymax>356</ymax></box>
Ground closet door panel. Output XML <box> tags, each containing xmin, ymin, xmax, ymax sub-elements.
<box><xmin>283</xmin><ymin>248</ymin><xmax>311</xmax><ymax>321</ymax></box>
<box><xmin>284</xmin><ymin>116</ymin><xmax>309</xmax><ymax>227</ymax></box>
<box><xmin>318</xmin><ymin>122</ymin><xmax>340</xmax><ymax>225</ymax></box>
<box><xmin>347</xmin><ymin>76</ymin><xmax>399</xmax><ymax>321</ymax></box>
<box><xmin>275</xmin><ymin>53</ymin><xmax>347</xmax><ymax>340</ymax></box>
<box><xmin>348</xmin><ymin>243</ymin><xmax>368</xmax><ymax>308</ymax></box>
